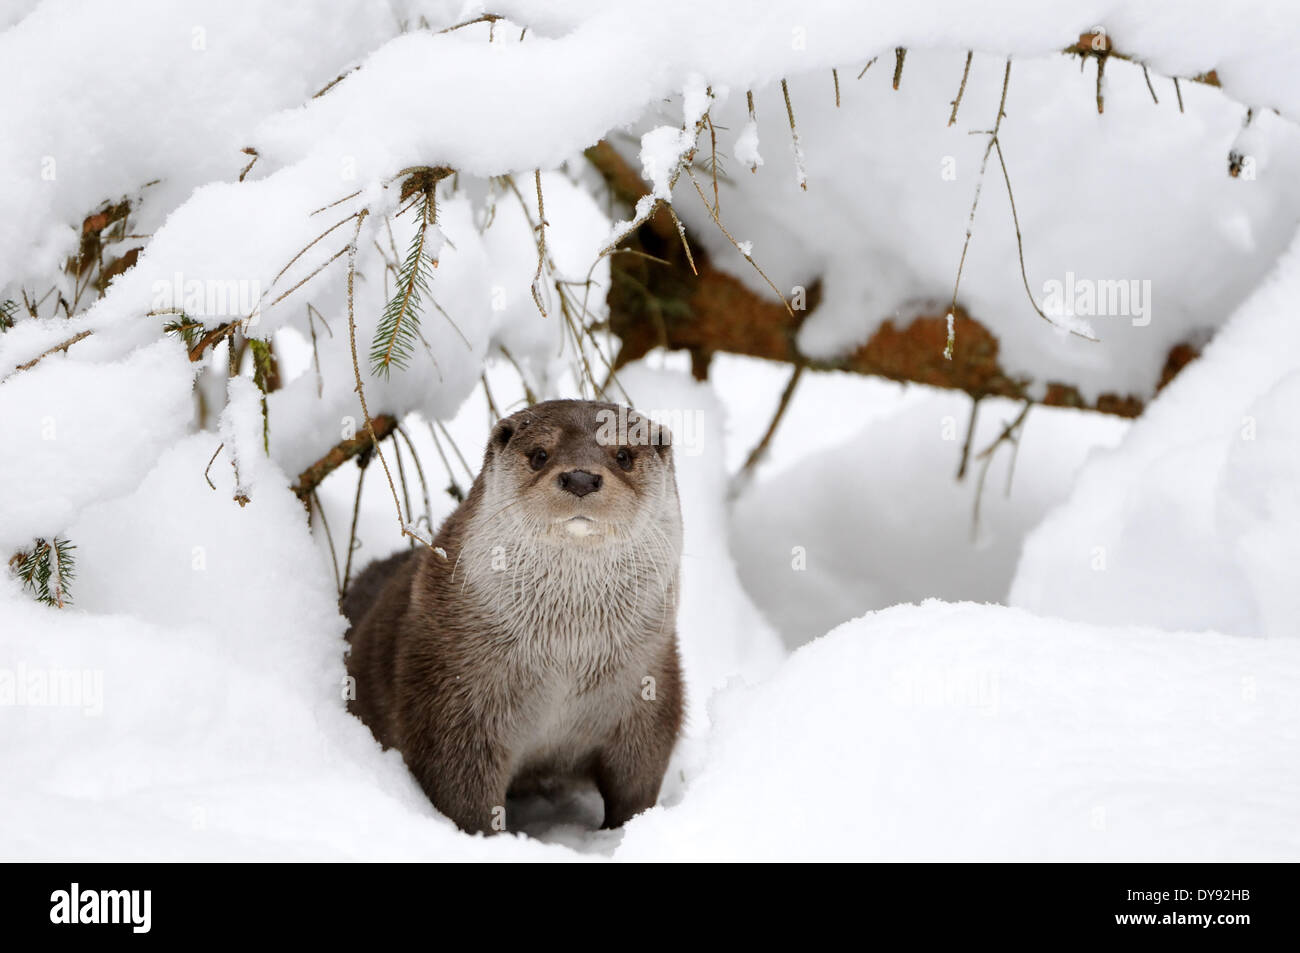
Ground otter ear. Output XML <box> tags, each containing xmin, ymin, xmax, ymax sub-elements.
<box><xmin>490</xmin><ymin>420</ymin><xmax>514</xmax><ymax>450</ymax></box>
<box><xmin>653</xmin><ymin>421</ymin><xmax>673</xmax><ymax>457</ymax></box>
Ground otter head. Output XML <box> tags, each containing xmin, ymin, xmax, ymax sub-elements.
<box><xmin>479</xmin><ymin>399</ymin><xmax>678</xmax><ymax>549</ymax></box>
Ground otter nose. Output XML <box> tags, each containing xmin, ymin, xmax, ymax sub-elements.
<box><xmin>558</xmin><ymin>469</ymin><xmax>602</xmax><ymax>497</ymax></box>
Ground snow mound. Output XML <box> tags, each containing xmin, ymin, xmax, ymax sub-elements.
<box><xmin>616</xmin><ymin>601</ymin><xmax>1300</xmax><ymax>861</ymax></box>
<box><xmin>1010</xmin><ymin>224</ymin><xmax>1300</xmax><ymax>638</ymax></box>
<box><xmin>730</xmin><ymin>389</ymin><xmax>1127</xmax><ymax>648</ymax></box>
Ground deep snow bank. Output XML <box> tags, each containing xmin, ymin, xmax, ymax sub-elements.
<box><xmin>1010</xmin><ymin>224</ymin><xmax>1300</xmax><ymax>638</ymax></box>
<box><xmin>729</xmin><ymin>387</ymin><xmax>1127</xmax><ymax>648</ymax></box>
<box><xmin>616</xmin><ymin>601</ymin><xmax>1300</xmax><ymax>861</ymax></box>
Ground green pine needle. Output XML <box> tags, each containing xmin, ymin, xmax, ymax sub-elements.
<box><xmin>13</xmin><ymin>537</ymin><xmax>76</xmax><ymax>608</ymax></box>
<box><xmin>163</xmin><ymin>314</ymin><xmax>203</xmax><ymax>349</ymax></box>
<box><xmin>0</xmin><ymin>299</ymin><xmax>17</xmax><ymax>331</ymax></box>
<box><xmin>370</xmin><ymin>193</ymin><xmax>437</xmax><ymax>378</ymax></box>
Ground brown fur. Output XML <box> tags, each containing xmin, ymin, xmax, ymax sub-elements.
<box><xmin>343</xmin><ymin>400</ymin><xmax>684</xmax><ymax>834</ymax></box>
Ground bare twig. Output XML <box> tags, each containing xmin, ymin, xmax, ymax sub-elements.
<box><xmin>11</xmin><ymin>329</ymin><xmax>93</xmax><ymax>372</ymax></box>
<box><xmin>203</xmin><ymin>443</ymin><xmax>224</xmax><ymax>490</ymax></box>
<box><xmin>395</xmin><ymin>424</ymin><xmax>433</xmax><ymax>534</ymax></box>
<box><xmin>1142</xmin><ymin>64</ymin><xmax>1159</xmax><ymax>105</ymax></box>
<box><xmin>341</xmin><ymin>461</ymin><xmax>367</xmax><ymax>597</ymax></box>
<box><xmin>427</xmin><ymin>420</ymin><xmax>466</xmax><ymax>501</ymax></box>
<box><xmin>311</xmin><ymin>189</ymin><xmax>363</xmax><ymax>217</ymax></box>
<box><xmin>947</xmin><ymin>61</ymin><xmax>1096</xmax><ymax>344</ymax></box>
<box><xmin>497</xmin><ymin>345</ymin><xmax>538</xmax><ymax>405</ymax></box>
<box><xmin>1095</xmin><ymin>51</ymin><xmax>1107</xmax><ymax>114</ymax></box>
<box><xmin>238</xmin><ymin>147</ymin><xmax>259</xmax><ymax>183</ymax></box>
<box><xmin>971</xmin><ymin>399</ymin><xmax>1032</xmax><ymax>540</ymax></box>
<box><xmin>856</xmin><ymin>57</ymin><xmax>878</xmax><ymax>80</ymax></box>
<box><xmin>685</xmin><ymin>166</ymin><xmax>794</xmax><ymax>317</ymax></box>
<box><xmin>948</xmin><ymin>60</ymin><xmax>1013</xmax><ymax>324</ymax></box>
<box><xmin>780</xmin><ymin>78</ymin><xmax>806</xmax><ymax>191</ymax></box>
<box><xmin>666</xmin><ymin>204</ymin><xmax>698</xmax><ymax>276</ymax></box>
<box><xmin>737</xmin><ymin>360</ymin><xmax>805</xmax><ymax>481</ymax></box>
<box><xmin>438</xmin><ymin>13</ymin><xmax>502</xmax><ymax>34</ymax></box>
<box><xmin>893</xmin><ymin>48</ymin><xmax>906</xmax><ymax>90</ymax></box>
<box><xmin>310</xmin><ymin>490</ymin><xmax>344</xmax><ymax>599</ymax></box>
<box><xmin>955</xmin><ymin>397</ymin><xmax>980</xmax><ymax>480</ymax></box>
<box><xmin>992</xmin><ymin>138</ymin><xmax>1096</xmax><ymax>341</ymax></box>
<box><xmin>704</xmin><ymin>107</ymin><xmax>721</xmax><ymax>213</ymax></box>
<box><xmin>948</xmin><ymin>52</ymin><xmax>973</xmax><ymax>125</ymax></box>
<box><xmin>530</xmin><ymin>169</ymin><xmax>549</xmax><ymax>318</ymax></box>
<box><xmin>342</xmin><ymin>209</ymin><xmax>411</xmax><ymax>542</ymax></box>
<box><xmin>273</xmin><ymin>210</ymin><xmax>361</xmax><ymax>288</ymax></box>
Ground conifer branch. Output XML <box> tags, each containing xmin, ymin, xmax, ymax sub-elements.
<box><xmin>370</xmin><ymin>169</ymin><xmax>453</xmax><ymax>377</ymax></box>
<box><xmin>11</xmin><ymin>537</ymin><xmax>76</xmax><ymax>608</ymax></box>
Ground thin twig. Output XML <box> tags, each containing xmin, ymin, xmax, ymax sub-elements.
<box><xmin>1174</xmin><ymin>77</ymin><xmax>1184</xmax><ymax>113</ymax></box>
<box><xmin>11</xmin><ymin>329</ymin><xmax>93</xmax><ymax>372</ymax></box>
<box><xmin>948</xmin><ymin>60</ymin><xmax>1013</xmax><ymax>323</ymax></box>
<box><xmin>780</xmin><ymin>78</ymin><xmax>806</xmax><ymax>191</ymax></box>
<box><xmin>738</xmin><ymin>360</ymin><xmax>805</xmax><ymax>478</ymax></box>
<box><xmin>480</xmin><ymin>373</ymin><xmax>501</xmax><ymax>422</ymax></box>
<box><xmin>948</xmin><ymin>52</ymin><xmax>973</xmax><ymax>126</ymax></box>
<box><xmin>311</xmin><ymin>489</ymin><xmax>343</xmax><ymax>599</ymax></box>
<box><xmin>390</xmin><ymin>424</ymin><xmax>415</xmax><ymax>544</ymax></box>
<box><xmin>437</xmin><ymin>419</ymin><xmax>476</xmax><ymax>485</ymax></box>
<box><xmin>343</xmin><ymin>209</ymin><xmax>411</xmax><ymax>542</ymax></box>
<box><xmin>992</xmin><ymin>138</ymin><xmax>1096</xmax><ymax>341</ymax></box>
<box><xmin>265</xmin><ymin>244</ymin><xmax>349</xmax><ymax>311</ymax></box>
<box><xmin>239</xmin><ymin>148</ymin><xmax>258</xmax><ymax>183</ymax></box>
<box><xmin>203</xmin><ymin>442</ymin><xmax>224</xmax><ymax>490</ymax></box>
<box><xmin>395</xmin><ymin>424</ymin><xmax>433</xmax><ymax>534</ymax></box>
<box><xmin>273</xmin><ymin>210</ymin><xmax>361</xmax><ymax>287</ymax></box>
<box><xmin>1095</xmin><ymin>51</ymin><xmax>1107</xmax><ymax>114</ymax></box>
<box><xmin>893</xmin><ymin>48</ymin><xmax>906</xmax><ymax>90</ymax></box>
<box><xmin>857</xmin><ymin>57</ymin><xmax>877</xmax><ymax>80</ymax></box>
<box><xmin>666</xmin><ymin>204</ymin><xmax>698</xmax><ymax>276</ymax></box>
<box><xmin>498</xmin><ymin>345</ymin><xmax>538</xmax><ymax>405</ymax></box>
<box><xmin>686</xmin><ymin>166</ymin><xmax>794</xmax><ymax>317</ymax></box>
<box><xmin>427</xmin><ymin>420</ymin><xmax>465</xmax><ymax>501</ymax></box>
<box><xmin>704</xmin><ymin>108</ymin><xmax>721</xmax><ymax>213</ymax></box>
<box><xmin>956</xmin><ymin>397</ymin><xmax>982</xmax><ymax>480</ymax></box>
<box><xmin>832</xmin><ymin>68</ymin><xmax>840</xmax><ymax>108</ymax></box>
<box><xmin>438</xmin><ymin>13</ymin><xmax>501</xmax><ymax>34</ymax></box>
<box><xmin>971</xmin><ymin>399</ymin><xmax>1031</xmax><ymax>540</ymax></box>
<box><xmin>1142</xmin><ymin>64</ymin><xmax>1159</xmax><ymax>105</ymax></box>
<box><xmin>341</xmin><ymin>461</ymin><xmax>367</xmax><ymax>597</ymax></box>
<box><xmin>530</xmin><ymin>169</ymin><xmax>549</xmax><ymax>318</ymax></box>
<box><xmin>311</xmin><ymin>189</ymin><xmax>363</xmax><ymax>217</ymax></box>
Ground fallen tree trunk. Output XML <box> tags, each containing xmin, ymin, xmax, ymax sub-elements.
<box><xmin>586</xmin><ymin>139</ymin><xmax>1192</xmax><ymax>418</ymax></box>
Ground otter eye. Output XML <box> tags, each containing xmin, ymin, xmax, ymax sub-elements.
<box><xmin>615</xmin><ymin>448</ymin><xmax>633</xmax><ymax>471</ymax></box>
<box><xmin>528</xmin><ymin>448</ymin><xmax>548</xmax><ymax>471</ymax></box>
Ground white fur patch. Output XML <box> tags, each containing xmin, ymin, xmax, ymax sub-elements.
<box><xmin>564</xmin><ymin>517</ymin><xmax>596</xmax><ymax>537</ymax></box>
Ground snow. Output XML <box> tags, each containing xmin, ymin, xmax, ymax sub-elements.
<box><xmin>0</xmin><ymin>0</ymin><xmax>395</xmax><ymax>288</ymax></box>
<box><xmin>729</xmin><ymin>387</ymin><xmax>1128</xmax><ymax>649</ymax></box>
<box><xmin>734</xmin><ymin>119</ymin><xmax>764</xmax><ymax>172</ymax></box>
<box><xmin>618</xmin><ymin>602</ymin><xmax>1300</xmax><ymax>861</ymax></box>
<box><xmin>0</xmin><ymin>339</ymin><xmax>196</xmax><ymax>553</ymax></box>
<box><xmin>4</xmin><ymin>0</ymin><xmax>1300</xmax><ymax>861</ymax></box>
<box><xmin>1011</xmin><ymin>225</ymin><xmax>1300</xmax><ymax>638</ymax></box>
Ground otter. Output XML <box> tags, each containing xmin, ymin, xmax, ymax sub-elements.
<box><xmin>342</xmin><ymin>399</ymin><xmax>684</xmax><ymax>834</ymax></box>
